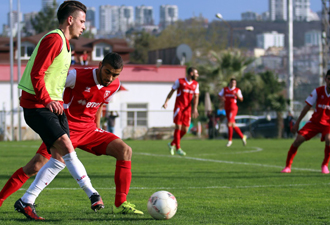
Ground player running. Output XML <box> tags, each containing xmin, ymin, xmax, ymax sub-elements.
<box><xmin>218</xmin><ymin>78</ymin><xmax>247</xmax><ymax>147</ymax></box>
<box><xmin>162</xmin><ymin>67</ymin><xmax>199</xmax><ymax>156</ymax></box>
<box><xmin>281</xmin><ymin>70</ymin><xmax>330</xmax><ymax>174</ymax></box>
<box><xmin>0</xmin><ymin>53</ymin><xmax>143</xmax><ymax>220</ymax></box>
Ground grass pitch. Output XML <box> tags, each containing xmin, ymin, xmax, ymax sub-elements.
<box><xmin>0</xmin><ymin>138</ymin><xmax>330</xmax><ymax>224</ymax></box>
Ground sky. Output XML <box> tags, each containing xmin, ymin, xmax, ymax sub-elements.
<box><xmin>0</xmin><ymin>0</ymin><xmax>322</xmax><ymax>32</ymax></box>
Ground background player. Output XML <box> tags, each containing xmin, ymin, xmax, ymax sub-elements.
<box><xmin>218</xmin><ymin>78</ymin><xmax>247</xmax><ymax>147</ymax></box>
<box><xmin>6</xmin><ymin>53</ymin><xmax>143</xmax><ymax>220</ymax></box>
<box><xmin>14</xmin><ymin>1</ymin><xmax>102</xmax><ymax>220</ymax></box>
<box><xmin>281</xmin><ymin>70</ymin><xmax>330</xmax><ymax>174</ymax></box>
<box><xmin>162</xmin><ymin>67</ymin><xmax>199</xmax><ymax>156</ymax></box>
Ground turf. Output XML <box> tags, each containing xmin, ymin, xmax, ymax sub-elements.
<box><xmin>0</xmin><ymin>138</ymin><xmax>330</xmax><ymax>224</ymax></box>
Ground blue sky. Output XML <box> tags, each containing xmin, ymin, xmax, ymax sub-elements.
<box><xmin>0</xmin><ymin>0</ymin><xmax>322</xmax><ymax>32</ymax></box>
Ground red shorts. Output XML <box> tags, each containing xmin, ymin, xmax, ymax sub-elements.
<box><xmin>173</xmin><ymin>107</ymin><xmax>191</xmax><ymax>127</ymax></box>
<box><xmin>225</xmin><ymin>107</ymin><xmax>238</xmax><ymax>123</ymax></box>
<box><xmin>298</xmin><ymin>121</ymin><xmax>330</xmax><ymax>141</ymax></box>
<box><xmin>36</xmin><ymin>126</ymin><xmax>119</xmax><ymax>158</ymax></box>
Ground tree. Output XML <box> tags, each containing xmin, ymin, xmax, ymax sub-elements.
<box><xmin>30</xmin><ymin>0</ymin><xmax>58</xmax><ymax>34</ymax></box>
<box><xmin>129</xmin><ymin>31</ymin><xmax>155</xmax><ymax>64</ymax></box>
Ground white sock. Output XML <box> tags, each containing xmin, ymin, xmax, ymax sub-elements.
<box><xmin>62</xmin><ymin>151</ymin><xmax>97</xmax><ymax>198</ymax></box>
<box><xmin>22</xmin><ymin>158</ymin><xmax>65</xmax><ymax>204</ymax></box>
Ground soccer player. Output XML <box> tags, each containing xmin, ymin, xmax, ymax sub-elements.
<box><xmin>162</xmin><ymin>67</ymin><xmax>199</xmax><ymax>156</ymax></box>
<box><xmin>12</xmin><ymin>1</ymin><xmax>102</xmax><ymax>220</ymax></box>
<box><xmin>281</xmin><ymin>70</ymin><xmax>330</xmax><ymax>174</ymax></box>
<box><xmin>0</xmin><ymin>53</ymin><xmax>143</xmax><ymax>219</ymax></box>
<box><xmin>218</xmin><ymin>78</ymin><xmax>247</xmax><ymax>147</ymax></box>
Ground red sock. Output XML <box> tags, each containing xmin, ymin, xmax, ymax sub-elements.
<box><xmin>234</xmin><ymin>126</ymin><xmax>244</xmax><ymax>139</ymax></box>
<box><xmin>171</xmin><ymin>129</ymin><xmax>181</xmax><ymax>149</ymax></box>
<box><xmin>228</xmin><ymin>126</ymin><xmax>233</xmax><ymax>141</ymax></box>
<box><xmin>180</xmin><ymin>130</ymin><xmax>186</xmax><ymax>138</ymax></box>
<box><xmin>0</xmin><ymin>167</ymin><xmax>29</xmax><ymax>206</ymax></box>
<box><xmin>286</xmin><ymin>145</ymin><xmax>298</xmax><ymax>168</ymax></box>
<box><xmin>114</xmin><ymin>160</ymin><xmax>131</xmax><ymax>207</ymax></box>
<box><xmin>322</xmin><ymin>146</ymin><xmax>330</xmax><ymax>166</ymax></box>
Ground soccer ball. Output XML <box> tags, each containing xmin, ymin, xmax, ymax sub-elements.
<box><xmin>147</xmin><ymin>191</ymin><xmax>178</xmax><ymax>220</ymax></box>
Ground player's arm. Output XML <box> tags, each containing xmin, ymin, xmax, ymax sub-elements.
<box><xmin>291</xmin><ymin>104</ymin><xmax>311</xmax><ymax>133</ymax></box>
<box><xmin>31</xmin><ymin>33</ymin><xmax>63</xmax><ymax>114</ymax></box>
<box><xmin>95</xmin><ymin>104</ymin><xmax>104</xmax><ymax>129</ymax></box>
<box><xmin>162</xmin><ymin>89</ymin><xmax>175</xmax><ymax>109</ymax></box>
<box><xmin>192</xmin><ymin>93</ymin><xmax>199</xmax><ymax>119</ymax></box>
<box><xmin>237</xmin><ymin>89</ymin><xmax>243</xmax><ymax>102</ymax></box>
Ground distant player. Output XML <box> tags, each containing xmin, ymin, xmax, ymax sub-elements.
<box><xmin>162</xmin><ymin>67</ymin><xmax>199</xmax><ymax>156</ymax></box>
<box><xmin>218</xmin><ymin>78</ymin><xmax>247</xmax><ymax>147</ymax></box>
<box><xmin>281</xmin><ymin>70</ymin><xmax>330</xmax><ymax>174</ymax></box>
<box><xmin>1</xmin><ymin>53</ymin><xmax>143</xmax><ymax>220</ymax></box>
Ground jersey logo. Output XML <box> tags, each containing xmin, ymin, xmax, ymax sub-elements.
<box><xmin>78</xmin><ymin>99</ymin><xmax>87</xmax><ymax>105</ymax></box>
<box><xmin>86</xmin><ymin>102</ymin><xmax>102</xmax><ymax>108</ymax></box>
<box><xmin>104</xmin><ymin>90</ymin><xmax>111</xmax><ymax>99</ymax></box>
<box><xmin>85</xmin><ymin>87</ymin><xmax>91</xmax><ymax>92</ymax></box>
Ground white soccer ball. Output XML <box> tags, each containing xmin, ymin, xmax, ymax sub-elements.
<box><xmin>147</xmin><ymin>191</ymin><xmax>178</xmax><ymax>220</ymax></box>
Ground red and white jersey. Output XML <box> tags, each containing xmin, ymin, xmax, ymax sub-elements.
<box><xmin>219</xmin><ymin>87</ymin><xmax>242</xmax><ymax>110</ymax></box>
<box><xmin>63</xmin><ymin>68</ymin><xmax>120</xmax><ymax>128</ymax></box>
<box><xmin>306</xmin><ymin>86</ymin><xmax>330</xmax><ymax>126</ymax></box>
<box><xmin>172</xmin><ymin>78</ymin><xmax>199</xmax><ymax>110</ymax></box>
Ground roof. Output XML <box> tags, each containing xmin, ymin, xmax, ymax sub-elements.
<box><xmin>0</xmin><ymin>64</ymin><xmax>186</xmax><ymax>83</ymax></box>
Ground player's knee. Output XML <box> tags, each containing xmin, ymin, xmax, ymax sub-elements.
<box><xmin>53</xmin><ymin>135</ymin><xmax>74</xmax><ymax>155</ymax></box>
<box><xmin>121</xmin><ymin>145</ymin><xmax>132</xmax><ymax>161</ymax></box>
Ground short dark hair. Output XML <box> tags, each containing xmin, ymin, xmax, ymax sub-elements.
<box><xmin>57</xmin><ymin>1</ymin><xmax>87</xmax><ymax>24</ymax></box>
<box><xmin>102</xmin><ymin>52</ymin><xmax>123</xmax><ymax>69</ymax></box>
<box><xmin>230</xmin><ymin>77</ymin><xmax>236</xmax><ymax>82</ymax></box>
<box><xmin>187</xmin><ymin>67</ymin><xmax>196</xmax><ymax>75</ymax></box>
<box><xmin>326</xmin><ymin>70</ymin><xmax>330</xmax><ymax>77</ymax></box>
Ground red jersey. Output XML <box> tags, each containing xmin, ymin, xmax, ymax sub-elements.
<box><xmin>219</xmin><ymin>87</ymin><xmax>243</xmax><ymax>110</ymax></box>
<box><xmin>173</xmin><ymin>78</ymin><xmax>199</xmax><ymax>110</ymax></box>
<box><xmin>306</xmin><ymin>86</ymin><xmax>330</xmax><ymax>126</ymax></box>
<box><xmin>20</xmin><ymin>31</ymin><xmax>70</xmax><ymax>108</ymax></box>
<box><xmin>63</xmin><ymin>68</ymin><xmax>120</xmax><ymax>129</ymax></box>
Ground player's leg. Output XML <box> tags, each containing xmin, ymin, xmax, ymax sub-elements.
<box><xmin>226</xmin><ymin>109</ymin><xmax>234</xmax><ymax>147</ymax></box>
<box><xmin>169</xmin><ymin>107</ymin><xmax>181</xmax><ymax>154</ymax></box>
<box><xmin>78</xmin><ymin>129</ymin><xmax>143</xmax><ymax>215</ymax></box>
<box><xmin>0</xmin><ymin>150</ymin><xmax>49</xmax><ymax>207</ymax></box>
<box><xmin>321</xmin><ymin>133</ymin><xmax>330</xmax><ymax>174</ymax></box>
<box><xmin>281</xmin><ymin>122</ymin><xmax>318</xmax><ymax>173</ymax></box>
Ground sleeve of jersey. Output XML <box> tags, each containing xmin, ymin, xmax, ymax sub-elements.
<box><xmin>30</xmin><ymin>33</ymin><xmax>62</xmax><ymax>107</ymax></box>
<box><xmin>305</xmin><ymin>89</ymin><xmax>317</xmax><ymax>106</ymax></box>
<box><xmin>218</xmin><ymin>88</ymin><xmax>224</xmax><ymax>96</ymax></box>
<box><xmin>172</xmin><ymin>79</ymin><xmax>180</xmax><ymax>90</ymax></box>
<box><xmin>195</xmin><ymin>83</ymin><xmax>200</xmax><ymax>94</ymax></box>
<box><xmin>237</xmin><ymin>89</ymin><xmax>243</xmax><ymax>98</ymax></box>
<box><xmin>65</xmin><ymin>69</ymin><xmax>77</xmax><ymax>89</ymax></box>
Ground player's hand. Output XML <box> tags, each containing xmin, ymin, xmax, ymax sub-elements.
<box><xmin>162</xmin><ymin>103</ymin><xmax>167</xmax><ymax>109</ymax></box>
<box><xmin>192</xmin><ymin>108</ymin><xmax>199</xmax><ymax>119</ymax></box>
<box><xmin>290</xmin><ymin>122</ymin><xmax>299</xmax><ymax>134</ymax></box>
<box><xmin>46</xmin><ymin>101</ymin><xmax>63</xmax><ymax>115</ymax></box>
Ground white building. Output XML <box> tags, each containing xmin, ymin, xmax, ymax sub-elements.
<box><xmin>159</xmin><ymin>5</ymin><xmax>178</xmax><ymax>30</ymax></box>
<box><xmin>293</xmin><ymin>0</ymin><xmax>310</xmax><ymax>21</ymax></box>
<box><xmin>135</xmin><ymin>5</ymin><xmax>154</xmax><ymax>26</ymax></box>
<box><xmin>86</xmin><ymin>7</ymin><xmax>96</xmax><ymax>27</ymax></box>
<box><xmin>257</xmin><ymin>31</ymin><xmax>285</xmax><ymax>49</ymax></box>
<box><xmin>304</xmin><ymin>30</ymin><xmax>321</xmax><ymax>46</ymax></box>
<box><xmin>241</xmin><ymin>11</ymin><xmax>259</xmax><ymax>21</ymax></box>
<box><xmin>99</xmin><ymin>5</ymin><xmax>119</xmax><ymax>35</ymax></box>
<box><xmin>118</xmin><ymin>6</ymin><xmax>134</xmax><ymax>33</ymax></box>
<box><xmin>23</xmin><ymin>12</ymin><xmax>38</xmax><ymax>36</ymax></box>
<box><xmin>269</xmin><ymin>0</ymin><xmax>287</xmax><ymax>21</ymax></box>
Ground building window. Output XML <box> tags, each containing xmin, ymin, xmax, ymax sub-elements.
<box><xmin>93</xmin><ymin>43</ymin><xmax>112</xmax><ymax>61</ymax></box>
<box><xmin>127</xmin><ymin>103</ymin><xmax>148</xmax><ymax>127</ymax></box>
<box><xmin>19</xmin><ymin>42</ymin><xmax>35</xmax><ymax>59</ymax></box>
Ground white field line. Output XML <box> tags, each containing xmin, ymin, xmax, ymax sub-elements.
<box><xmin>135</xmin><ymin>152</ymin><xmax>320</xmax><ymax>172</ymax></box>
<box><xmin>0</xmin><ymin>144</ymin><xmax>319</xmax><ymax>172</ymax></box>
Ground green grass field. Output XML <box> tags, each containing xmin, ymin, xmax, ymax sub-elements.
<box><xmin>0</xmin><ymin>138</ymin><xmax>330</xmax><ymax>224</ymax></box>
